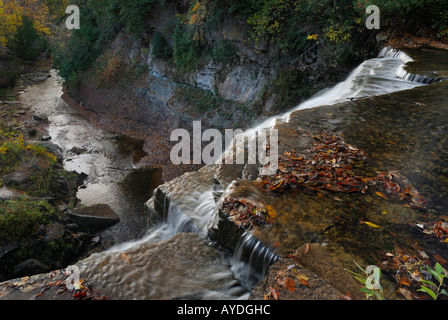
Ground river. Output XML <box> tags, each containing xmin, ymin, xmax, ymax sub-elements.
<box><xmin>13</xmin><ymin>46</ymin><xmax>448</xmax><ymax>300</ymax></box>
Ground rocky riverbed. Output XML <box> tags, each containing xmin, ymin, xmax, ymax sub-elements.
<box><xmin>0</xmin><ymin>64</ymin><xmax>162</xmax><ymax>286</ymax></box>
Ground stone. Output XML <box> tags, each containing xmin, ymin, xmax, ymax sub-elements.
<box><xmin>44</xmin><ymin>222</ymin><xmax>66</xmax><ymax>243</ymax></box>
<box><xmin>249</xmin><ymin>243</ymin><xmax>367</xmax><ymax>300</ymax></box>
<box><xmin>28</xmin><ymin>128</ymin><xmax>37</xmax><ymax>137</ymax></box>
<box><xmin>31</xmin><ymin>74</ymin><xmax>51</xmax><ymax>83</ymax></box>
<box><xmin>13</xmin><ymin>259</ymin><xmax>50</xmax><ymax>277</ymax></box>
<box><xmin>0</xmin><ymin>243</ymin><xmax>19</xmax><ymax>259</ymax></box>
<box><xmin>68</xmin><ymin>146</ymin><xmax>87</xmax><ymax>155</ymax></box>
<box><xmin>249</xmin><ymin>254</ymin><xmax>345</xmax><ymax>300</ymax></box>
<box><xmin>33</xmin><ymin>114</ymin><xmax>48</xmax><ymax>122</ymax></box>
<box><xmin>2</xmin><ymin>172</ymin><xmax>30</xmax><ymax>187</ymax></box>
<box><xmin>67</xmin><ymin>204</ymin><xmax>120</xmax><ymax>229</ymax></box>
<box><xmin>0</xmin><ymin>187</ymin><xmax>23</xmax><ymax>201</ymax></box>
<box><xmin>41</xmin><ymin>135</ymin><xmax>51</xmax><ymax>141</ymax></box>
<box><xmin>29</xmin><ymin>141</ymin><xmax>63</xmax><ymax>163</ymax></box>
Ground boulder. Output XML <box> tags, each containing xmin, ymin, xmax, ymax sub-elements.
<box><xmin>2</xmin><ymin>172</ymin><xmax>30</xmax><ymax>187</ymax></box>
<box><xmin>0</xmin><ymin>243</ymin><xmax>19</xmax><ymax>259</ymax></box>
<box><xmin>0</xmin><ymin>187</ymin><xmax>23</xmax><ymax>201</ymax></box>
<box><xmin>44</xmin><ymin>222</ymin><xmax>66</xmax><ymax>243</ymax></box>
<box><xmin>13</xmin><ymin>259</ymin><xmax>50</xmax><ymax>277</ymax></box>
<box><xmin>67</xmin><ymin>204</ymin><xmax>120</xmax><ymax>229</ymax></box>
<box><xmin>249</xmin><ymin>243</ymin><xmax>365</xmax><ymax>300</ymax></box>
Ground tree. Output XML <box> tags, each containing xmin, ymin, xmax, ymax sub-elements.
<box><xmin>14</xmin><ymin>14</ymin><xmax>42</xmax><ymax>60</ymax></box>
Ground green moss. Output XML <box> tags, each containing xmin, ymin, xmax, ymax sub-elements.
<box><xmin>174</xmin><ymin>83</ymin><xmax>224</xmax><ymax>113</ymax></box>
<box><xmin>0</xmin><ymin>199</ymin><xmax>55</xmax><ymax>242</ymax></box>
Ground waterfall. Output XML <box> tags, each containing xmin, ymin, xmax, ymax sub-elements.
<box><xmin>104</xmin><ymin>46</ymin><xmax>440</xmax><ymax>299</ymax></box>
<box><xmin>379</xmin><ymin>47</ymin><xmax>443</xmax><ymax>84</ymax></box>
<box><xmin>241</xmin><ymin>47</ymin><xmax>430</xmax><ymax>138</ymax></box>
<box><xmin>231</xmin><ymin>232</ymin><xmax>281</xmax><ymax>288</ymax></box>
<box><xmin>213</xmin><ymin>46</ymin><xmax>439</xmax><ymax>286</ymax></box>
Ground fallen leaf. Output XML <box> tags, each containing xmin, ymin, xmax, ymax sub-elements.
<box><xmin>74</xmin><ymin>279</ymin><xmax>84</xmax><ymax>290</ymax></box>
<box><xmin>434</xmin><ymin>253</ymin><xmax>447</xmax><ymax>265</ymax></box>
<box><xmin>398</xmin><ymin>276</ymin><xmax>411</xmax><ymax>286</ymax></box>
<box><xmin>265</xmin><ymin>205</ymin><xmax>277</xmax><ymax>218</ymax></box>
<box><xmin>285</xmin><ymin>278</ymin><xmax>296</xmax><ymax>293</ymax></box>
<box><xmin>398</xmin><ymin>287</ymin><xmax>414</xmax><ymax>300</ymax></box>
<box><xmin>295</xmin><ymin>273</ymin><xmax>309</xmax><ymax>281</ymax></box>
<box><xmin>269</xmin><ymin>286</ymin><xmax>279</xmax><ymax>300</ymax></box>
<box><xmin>419</xmin><ymin>251</ymin><xmax>429</xmax><ymax>259</ymax></box>
<box><xmin>120</xmin><ymin>253</ymin><xmax>131</xmax><ymax>264</ymax></box>
<box><xmin>375</xmin><ymin>191</ymin><xmax>388</xmax><ymax>200</ymax></box>
<box><xmin>362</xmin><ymin>221</ymin><xmax>381</xmax><ymax>228</ymax></box>
<box><xmin>295</xmin><ymin>273</ymin><xmax>310</xmax><ymax>286</ymax></box>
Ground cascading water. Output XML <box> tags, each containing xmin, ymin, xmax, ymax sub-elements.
<box><xmin>242</xmin><ymin>47</ymin><xmax>429</xmax><ymax>137</ymax></box>
<box><xmin>211</xmin><ymin>46</ymin><xmax>438</xmax><ymax>292</ymax></box>
<box><xmin>231</xmin><ymin>233</ymin><xmax>281</xmax><ymax>289</ymax></box>
<box><xmin>102</xmin><ymin>46</ymin><xmax>436</xmax><ymax>299</ymax></box>
<box><xmin>10</xmin><ymin>46</ymin><xmax>442</xmax><ymax>300</ymax></box>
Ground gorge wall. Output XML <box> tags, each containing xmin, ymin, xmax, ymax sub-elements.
<box><xmin>70</xmin><ymin>2</ymin><xmax>366</xmax><ymax>183</ymax></box>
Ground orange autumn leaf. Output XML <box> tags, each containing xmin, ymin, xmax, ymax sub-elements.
<box><xmin>285</xmin><ymin>278</ymin><xmax>296</xmax><ymax>293</ymax></box>
<box><xmin>398</xmin><ymin>276</ymin><xmax>411</xmax><ymax>287</ymax></box>
<box><xmin>120</xmin><ymin>253</ymin><xmax>131</xmax><ymax>264</ymax></box>
<box><xmin>295</xmin><ymin>273</ymin><xmax>310</xmax><ymax>287</ymax></box>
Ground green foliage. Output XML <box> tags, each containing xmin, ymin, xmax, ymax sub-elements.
<box><xmin>0</xmin><ymin>67</ymin><xmax>20</xmax><ymax>88</ymax></box>
<box><xmin>13</xmin><ymin>15</ymin><xmax>43</xmax><ymax>61</ymax></box>
<box><xmin>0</xmin><ymin>199</ymin><xmax>55</xmax><ymax>242</ymax></box>
<box><xmin>208</xmin><ymin>0</ymin><xmax>256</xmax><ymax>17</ymax></box>
<box><xmin>173</xmin><ymin>21</ymin><xmax>203</xmax><ymax>72</ymax></box>
<box><xmin>418</xmin><ymin>263</ymin><xmax>448</xmax><ymax>300</ymax></box>
<box><xmin>271</xmin><ymin>67</ymin><xmax>315</xmax><ymax>111</ymax></box>
<box><xmin>210</xmin><ymin>39</ymin><xmax>236</xmax><ymax>63</ymax></box>
<box><xmin>175</xmin><ymin>83</ymin><xmax>224</xmax><ymax>113</ymax></box>
<box><xmin>110</xmin><ymin>0</ymin><xmax>156</xmax><ymax>35</ymax></box>
<box><xmin>348</xmin><ymin>261</ymin><xmax>385</xmax><ymax>300</ymax></box>
<box><xmin>53</xmin><ymin>0</ymin><xmax>155</xmax><ymax>82</ymax></box>
<box><xmin>151</xmin><ymin>33</ymin><xmax>173</xmax><ymax>60</ymax></box>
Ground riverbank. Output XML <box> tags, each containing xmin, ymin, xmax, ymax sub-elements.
<box><xmin>0</xmin><ymin>63</ymin><xmax>87</xmax><ymax>281</ymax></box>
<box><xmin>0</xmin><ymin>61</ymin><xmax>134</xmax><ymax>284</ymax></box>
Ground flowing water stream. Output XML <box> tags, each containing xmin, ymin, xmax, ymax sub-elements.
<box><xmin>15</xmin><ymin>47</ymin><xmax>448</xmax><ymax>299</ymax></box>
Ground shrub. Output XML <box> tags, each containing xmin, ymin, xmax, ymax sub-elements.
<box><xmin>151</xmin><ymin>32</ymin><xmax>173</xmax><ymax>60</ymax></box>
<box><xmin>0</xmin><ymin>67</ymin><xmax>20</xmax><ymax>87</ymax></box>
<box><xmin>210</xmin><ymin>39</ymin><xmax>236</xmax><ymax>63</ymax></box>
<box><xmin>173</xmin><ymin>21</ymin><xmax>203</xmax><ymax>72</ymax></box>
<box><xmin>13</xmin><ymin>15</ymin><xmax>43</xmax><ymax>61</ymax></box>
<box><xmin>0</xmin><ymin>199</ymin><xmax>55</xmax><ymax>242</ymax></box>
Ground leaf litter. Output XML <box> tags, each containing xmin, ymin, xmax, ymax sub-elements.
<box><xmin>254</xmin><ymin>130</ymin><xmax>427</xmax><ymax>209</ymax></box>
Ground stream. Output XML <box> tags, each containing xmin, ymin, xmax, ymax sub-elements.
<box><xmin>15</xmin><ymin>46</ymin><xmax>448</xmax><ymax>299</ymax></box>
